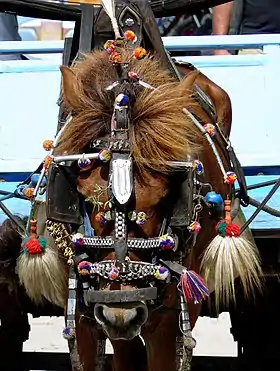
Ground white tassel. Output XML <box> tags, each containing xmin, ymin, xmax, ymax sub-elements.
<box><xmin>101</xmin><ymin>0</ymin><xmax>121</xmax><ymax>39</ymax></box>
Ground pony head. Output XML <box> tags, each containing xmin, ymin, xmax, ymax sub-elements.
<box><xmin>50</xmin><ymin>46</ymin><xmax>199</xmax><ymax>340</ymax></box>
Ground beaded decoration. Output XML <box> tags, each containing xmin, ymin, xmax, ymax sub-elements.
<box><xmin>62</xmin><ymin>327</ymin><xmax>76</xmax><ymax>340</ymax></box>
<box><xmin>98</xmin><ymin>149</ymin><xmax>112</xmax><ymax>163</ymax></box>
<box><xmin>78</xmin><ymin>157</ymin><xmax>91</xmax><ymax>169</ymax></box>
<box><xmin>154</xmin><ymin>266</ymin><xmax>170</xmax><ymax>281</ymax></box>
<box><xmin>159</xmin><ymin>234</ymin><xmax>175</xmax><ymax>251</ymax></box>
<box><xmin>193</xmin><ymin>160</ymin><xmax>204</xmax><ymax>175</ymax></box>
<box><xmin>187</xmin><ymin>221</ymin><xmax>201</xmax><ymax>234</ymax></box>
<box><xmin>203</xmin><ymin>123</ymin><xmax>216</xmax><ymax>137</ymax></box>
<box><xmin>115</xmin><ymin>93</ymin><xmax>129</xmax><ymax>107</ymax></box>
<box><xmin>42</xmin><ymin>139</ymin><xmax>53</xmax><ymax>151</ymax></box>
<box><xmin>224</xmin><ymin>171</ymin><xmax>237</xmax><ymax>185</ymax></box>
<box><xmin>106</xmin><ymin>265</ymin><xmax>119</xmax><ymax>280</ymax></box>
<box><xmin>133</xmin><ymin>47</ymin><xmax>147</xmax><ymax>60</ymax></box>
<box><xmin>124</xmin><ymin>30</ymin><xmax>137</xmax><ymax>43</ymax></box>
<box><xmin>128</xmin><ymin>211</ymin><xmax>148</xmax><ymax>225</ymax></box>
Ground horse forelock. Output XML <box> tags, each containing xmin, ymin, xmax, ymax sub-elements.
<box><xmin>56</xmin><ymin>48</ymin><xmax>199</xmax><ymax>179</ymax></box>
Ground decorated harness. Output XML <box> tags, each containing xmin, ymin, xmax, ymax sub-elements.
<box><xmin>0</xmin><ymin>1</ymin><xmax>275</xmax><ymax>371</ymax></box>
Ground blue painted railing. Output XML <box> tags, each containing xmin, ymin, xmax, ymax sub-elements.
<box><xmin>0</xmin><ymin>35</ymin><xmax>279</xmax><ymax>229</ymax></box>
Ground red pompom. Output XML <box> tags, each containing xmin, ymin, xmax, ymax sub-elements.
<box><xmin>225</xmin><ymin>223</ymin><xmax>240</xmax><ymax>237</ymax></box>
<box><xmin>23</xmin><ymin>239</ymin><xmax>42</xmax><ymax>254</ymax></box>
<box><xmin>21</xmin><ymin>234</ymin><xmax>46</xmax><ymax>255</ymax></box>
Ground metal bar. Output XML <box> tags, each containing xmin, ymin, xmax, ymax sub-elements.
<box><xmin>0</xmin><ymin>41</ymin><xmax>64</xmax><ymax>54</ymax></box>
<box><xmin>0</xmin><ymin>60</ymin><xmax>60</xmax><ymax>73</ymax></box>
<box><xmin>168</xmin><ymin>161</ymin><xmax>193</xmax><ymax>167</ymax></box>
<box><xmin>78</xmin><ymin>3</ymin><xmax>94</xmax><ymax>55</ymax></box>
<box><xmin>1</xmin><ymin>34</ymin><xmax>280</xmax><ymax>55</ymax></box>
<box><xmin>53</xmin><ymin>153</ymin><xmax>99</xmax><ymax>163</ymax></box>
<box><xmin>235</xmin><ymin>179</ymin><xmax>279</xmax><ymax>192</ymax></box>
<box><xmin>163</xmin><ymin>34</ymin><xmax>280</xmax><ymax>50</ymax></box>
<box><xmin>0</xmin><ymin>194</ymin><xmax>14</xmax><ymax>202</ymax></box>
<box><xmin>240</xmin><ymin>178</ymin><xmax>280</xmax><ymax>234</ymax></box>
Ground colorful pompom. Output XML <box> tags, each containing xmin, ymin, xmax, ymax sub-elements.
<box><xmin>104</xmin><ymin>40</ymin><xmax>115</xmax><ymax>53</ymax></box>
<box><xmin>224</xmin><ymin>171</ymin><xmax>237</xmax><ymax>185</ymax></box>
<box><xmin>95</xmin><ymin>212</ymin><xmax>107</xmax><ymax>226</ymax></box>
<box><xmin>43</xmin><ymin>155</ymin><xmax>53</xmax><ymax>170</ymax></box>
<box><xmin>115</xmin><ymin>93</ymin><xmax>129</xmax><ymax>107</ymax></box>
<box><xmin>72</xmin><ymin>233</ymin><xmax>84</xmax><ymax>247</ymax></box>
<box><xmin>180</xmin><ymin>270</ymin><xmax>209</xmax><ymax>304</ymax></box>
<box><xmin>128</xmin><ymin>71</ymin><xmax>139</xmax><ymax>80</ymax></box>
<box><xmin>187</xmin><ymin>221</ymin><xmax>201</xmax><ymax>234</ymax></box>
<box><xmin>159</xmin><ymin>234</ymin><xmax>175</xmax><ymax>251</ymax></box>
<box><xmin>216</xmin><ymin>220</ymin><xmax>240</xmax><ymax>237</ymax></box>
<box><xmin>106</xmin><ymin>265</ymin><xmax>119</xmax><ymax>280</ymax></box>
<box><xmin>110</xmin><ymin>51</ymin><xmax>121</xmax><ymax>63</ymax></box>
<box><xmin>193</xmin><ymin>160</ymin><xmax>204</xmax><ymax>175</ymax></box>
<box><xmin>136</xmin><ymin>211</ymin><xmax>148</xmax><ymax>225</ymax></box>
<box><xmin>133</xmin><ymin>47</ymin><xmax>147</xmax><ymax>60</ymax></box>
<box><xmin>42</xmin><ymin>139</ymin><xmax>53</xmax><ymax>151</ymax></box>
<box><xmin>203</xmin><ymin>123</ymin><xmax>216</xmax><ymax>137</ymax></box>
<box><xmin>78</xmin><ymin>157</ymin><xmax>91</xmax><ymax>169</ymax></box>
<box><xmin>154</xmin><ymin>266</ymin><xmax>170</xmax><ymax>281</ymax></box>
<box><xmin>78</xmin><ymin>261</ymin><xmax>92</xmax><ymax>276</ymax></box>
<box><xmin>226</xmin><ymin>223</ymin><xmax>240</xmax><ymax>237</ymax></box>
<box><xmin>62</xmin><ymin>327</ymin><xmax>76</xmax><ymax>340</ymax></box>
<box><xmin>98</xmin><ymin>149</ymin><xmax>112</xmax><ymax>163</ymax></box>
<box><xmin>128</xmin><ymin>210</ymin><xmax>137</xmax><ymax>221</ymax></box>
<box><xmin>21</xmin><ymin>235</ymin><xmax>47</xmax><ymax>255</ymax></box>
<box><xmin>24</xmin><ymin>187</ymin><xmax>34</xmax><ymax>199</ymax></box>
<box><xmin>124</xmin><ymin>30</ymin><xmax>137</xmax><ymax>43</ymax></box>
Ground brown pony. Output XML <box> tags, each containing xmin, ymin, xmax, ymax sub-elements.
<box><xmin>1</xmin><ymin>44</ymin><xmax>262</xmax><ymax>371</ymax></box>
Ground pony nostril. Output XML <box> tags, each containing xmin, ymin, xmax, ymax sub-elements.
<box><xmin>135</xmin><ymin>305</ymin><xmax>148</xmax><ymax>326</ymax></box>
<box><xmin>94</xmin><ymin>304</ymin><xmax>106</xmax><ymax>325</ymax></box>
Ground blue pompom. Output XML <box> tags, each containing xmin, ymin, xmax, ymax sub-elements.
<box><xmin>115</xmin><ymin>94</ymin><xmax>129</xmax><ymax>107</ymax></box>
<box><xmin>62</xmin><ymin>327</ymin><xmax>76</xmax><ymax>340</ymax></box>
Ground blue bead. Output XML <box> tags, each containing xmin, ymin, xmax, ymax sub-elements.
<box><xmin>205</xmin><ymin>191</ymin><xmax>223</xmax><ymax>206</ymax></box>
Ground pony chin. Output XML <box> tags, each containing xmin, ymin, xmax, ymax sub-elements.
<box><xmin>17</xmin><ymin>239</ymin><xmax>67</xmax><ymax>308</ymax></box>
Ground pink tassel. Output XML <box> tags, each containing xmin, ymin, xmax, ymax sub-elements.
<box><xmin>180</xmin><ymin>270</ymin><xmax>209</xmax><ymax>304</ymax></box>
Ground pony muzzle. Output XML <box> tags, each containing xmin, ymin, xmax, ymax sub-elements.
<box><xmin>94</xmin><ymin>301</ymin><xmax>148</xmax><ymax>340</ymax></box>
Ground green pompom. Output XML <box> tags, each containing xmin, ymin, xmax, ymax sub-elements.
<box><xmin>38</xmin><ymin>237</ymin><xmax>47</xmax><ymax>249</ymax></box>
<box><xmin>216</xmin><ymin>221</ymin><xmax>227</xmax><ymax>237</ymax></box>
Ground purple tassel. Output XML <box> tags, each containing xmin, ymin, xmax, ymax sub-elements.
<box><xmin>180</xmin><ymin>270</ymin><xmax>209</xmax><ymax>304</ymax></box>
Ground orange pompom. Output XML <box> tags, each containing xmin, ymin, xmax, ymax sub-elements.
<box><xmin>44</xmin><ymin>155</ymin><xmax>53</xmax><ymax>170</ymax></box>
<box><xmin>124</xmin><ymin>30</ymin><xmax>137</xmax><ymax>43</ymax></box>
<box><xmin>24</xmin><ymin>187</ymin><xmax>34</xmax><ymax>199</ymax></box>
<box><xmin>110</xmin><ymin>51</ymin><xmax>121</xmax><ymax>63</ymax></box>
<box><xmin>224</xmin><ymin>171</ymin><xmax>237</xmax><ymax>185</ymax></box>
<box><xmin>42</xmin><ymin>139</ymin><xmax>53</xmax><ymax>151</ymax></box>
<box><xmin>133</xmin><ymin>47</ymin><xmax>147</xmax><ymax>60</ymax></box>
